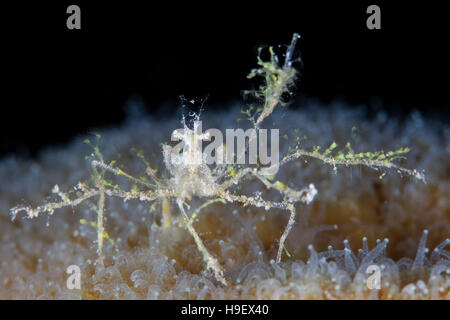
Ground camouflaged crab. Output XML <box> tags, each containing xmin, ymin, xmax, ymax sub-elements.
<box><xmin>10</xmin><ymin>34</ymin><xmax>424</xmax><ymax>286</ymax></box>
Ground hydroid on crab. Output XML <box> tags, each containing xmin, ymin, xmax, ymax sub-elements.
<box><xmin>245</xmin><ymin>33</ymin><xmax>301</xmax><ymax>127</ymax></box>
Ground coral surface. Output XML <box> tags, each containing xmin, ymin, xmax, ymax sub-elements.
<box><xmin>0</xmin><ymin>103</ymin><xmax>449</xmax><ymax>299</ymax></box>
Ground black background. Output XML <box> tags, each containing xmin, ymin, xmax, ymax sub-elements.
<box><xmin>0</xmin><ymin>299</ymin><xmax>442</xmax><ymax>318</ymax></box>
<box><xmin>2</xmin><ymin>1</ymin><xmax>449</xmax><ymax>158</ymax></box>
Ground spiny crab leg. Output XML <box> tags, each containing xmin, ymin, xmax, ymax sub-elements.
<box><xmin>217</xmin><ymin>189</ymin><xmax>297</xmax><ymax>263</ymax></box>
<box><xmin>176</xmin><ymin>198</ymin><xmax>228</xmax><ymax>286</ymax></box>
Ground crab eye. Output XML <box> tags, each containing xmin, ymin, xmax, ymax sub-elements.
<box><xmin>171</xmin><ymin>129</ymin><xmax>184</xmax><ymax>141</ymax></box>
<box><xmin>203</xmin><ymin>131</ymin><xmax>211</xmax><ymax>141</ymax></box>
